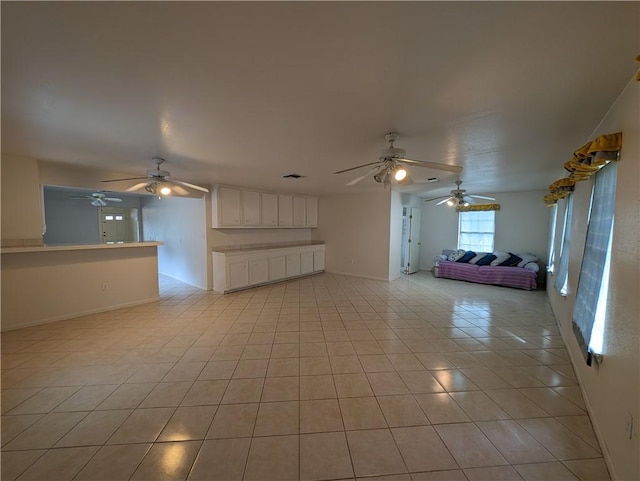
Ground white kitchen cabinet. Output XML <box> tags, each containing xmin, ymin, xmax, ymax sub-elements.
<box><xmin>300</xmin><ymin>251</ymin><xmax>314</xmax><ymax>274</ymax></box>
<box><xmin>227</xmin><ymin>257</ymin><xmax>249</xmax><ymax>290</ymax></box>
<box><xmin>213</xmin><ymin>185</ymin><xmax>317</xmax><ymax>229</ymax></box>
<box><xmin>278</xmin><ymin>194</ymin><xmax>293</xmax><ymax>226</ymax></box>
<box><xmin>213</xmin><ymin>244</ymin><xmax>325</xmax><ymax>293</ymax></box>
<box><xmin>293</xmin><ymin>197</ymin><xmax>306</xmax><ymax>227</ymax></box>
<box><xmin>305</xmin><ymin>197</ymin><xmax>318</xmax><ymax>227</ymax></box>
<box><xmin>286</xmin><ymin>252</ymin><xmax>301</xmax><ymax>277</ymax></box>
<box><xmin>268</xmin><ymin>255</ymin><xmax>286</xmax><ymax>281</ymax></box>
<box><xmin>249</xmin><ymin>257</ymin><xmax>269</xmax><ymax>285</ymax></box>
<box><xmin>261</xmin><ymin>193</ymin><xmax>278</xmax><ymax>226</ymax></box>
<box><xmin>241</xmin><ymin>190</ymin><xmax>261</xmax><ymax>226</ymax></box>
<box><xmin>313</xmin><ymin>249</ymin><xmax>325</xmax><ymax>271</ymax></box>
<box><xmin>217</xmin><ymin>186</ymin><xmax>241</xmax><ymax>226</ymax></box>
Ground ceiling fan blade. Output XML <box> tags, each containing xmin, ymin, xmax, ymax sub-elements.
<box><xmin>69</xmin><ymin>196</ymin><xmax>90</xmax><ymax>200</ymax></box>
<box><xmin>170</xmin><ymin>184</ymin><xmax>189</xmax><ymax>196</ymax></box>
<box><xmin>126</xmin><ymin>182</ymin><xmax>149</xmax><ymax>192</ymax></box>
<box><xmin>103</xmin><ymin>197</ymin><xmax>123</xmax><ymax>202</ymax></box>
<box><xmin>437</xmin><ymin>196</ymin><xmax>455</xmax><ymax>205</ymax></box>
<box><xmin>399</xmin><ymin>158</ymin><xmax>463</xmax><ymax>173</ymax></box>
<box><xmin>170</xmin><ymin>179</ymin><xmax>210</xmax><ymax>193</ymax></box>
<box><xmin>469</xmin><ymin>194</ymin><xmax>496</xmax><ymax>200</ymax></box>
<box><xmin>346</xmin><ymin>166</ymin><xmax>381</xmax><ymax>186</ymax></box>
<box><xmin>332</xmin><ymin>162</ymin><xmax>381</xmax><ymax>175</ymax></box>
<box><xmin>101</xmin><ymin>176</ymin><xmax>149</xmax><ymax>183</ymax></box>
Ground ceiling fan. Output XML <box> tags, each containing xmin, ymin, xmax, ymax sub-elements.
<box><xmin>333</xmin><ymin>132</ymin><xmax>463</xmax><ymax>187</ymax></box>
<box><xmin>425</xmin><ymin>180</ymin><xmax>495</xmax><ymax>207</ymax></box>
<box><xmin>70</xmin><ymin>192</ymin><xmax>123</xmax><ymax>207</ymax></box>
<box><xmin>101</xmin><ymin>157</ymin><xmax>209</xmax><ymax>196</ymax></box>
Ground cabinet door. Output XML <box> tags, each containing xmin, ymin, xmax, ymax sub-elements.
<box><xmin>227</xmin><ymin>258</ymin><xmax>249</xmax><ymax>290</ymax></box>
<box><xmin>278</xmin><ymin>195</ymin><xmax>293</xmax><ymax>226</ymax></box>
<box><xmin>300</xmin><ymin>251</ymin><xmax>314</xmax><ymax>274</ymax></box>
<box><xmin>261</xmin><ymin>193</ymin><xmax>278</xmax><ymax>226</ymax></box>
<box><xmin>241</xmin><ymin>190</ymin><xmax>261</xmax><ymax>226</ymax></box>
<box><xmin>313</xmin><ymin>249</ymin><xmax>325</xmax><ymax>271</ymax></box>
<box><xmin>285</xmin><ymin>253</ymin><xmax>301</xmax><ymax>277</ymax></box>
<box><xmin>268</xmin><ymin>255</ymin><xmax>286</xmax><ymax>280</ymax></box>
<box><xmin>293</xmin><ymin>197</ymin><xmax>306</xmax><ymax>226</ymax></box>
<box><xmin>249</xmin><ymin>257</ymin><xmax>269</xmax><ymax>285</ymax></box>
<box><xmin>219</xmin><ymin>187</ymin><xmax>241</xmax><ymax>226</ymax></box>
<box><xmin>305</xmin><ymin>197</ymin><xmax>318</xmax><ymax>227</ymax></box>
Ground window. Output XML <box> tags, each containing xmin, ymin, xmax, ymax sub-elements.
<box><xmin>573</xmin><ymin>162</ymin><xmax>617</xmax><ymax>364</ymax></box>
<box><xmin>554</xmin><ymin>195</ymin><xmax>573</xmax><ymax>296</ymax></box>
<box><xmin>458</xmin><ymin>210</ymin><xmax>495</xmax><ymax>252</ymax></box>
<box><xmin>547</xmin><ymin>204</ymin><xmax>558</xmax><ymax>274</ymax></box>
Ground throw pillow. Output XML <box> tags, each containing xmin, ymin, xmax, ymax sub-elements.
<box><xmin>476</xmin><ymin>254</ymin><xmax>497</xmax><ymax>266</ymax></box>
<box><xmin>499</xmin><ymin>253</ymin><xmax>523</xmax><ymax>267</ymax></box>
<box><xmin>469</xmin><ymin>252</ymin><xmax>488</xmax><ymax>264</ymax></box>
<box><xmin>516</xmin><ymin>253</ymin><xmax>539</xmax><ymax>268</ymax></box>
<box><xmin>524</xmin><ymin>262</ymin><xmax>540</xmax><ymax>272</ymax></box>
<box><xmin>490</xmin><ymin>251</ymin><xmax>510</xmax><ymax>266</ymax></box>
<box><xmin>447</xmin><ymin>249</ymin><xmax>466</xmax><ymax>262</ymax></box>
<box><xmin>456</xmin><ymin>251</ymin><xmax>476</xmax><ymax>263</ymax></box>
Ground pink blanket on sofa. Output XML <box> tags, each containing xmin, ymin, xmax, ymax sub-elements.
<box><xmin>438</xmin><ymin>260</ymin><xmax>537</xmax><ymax>290</ymax></box>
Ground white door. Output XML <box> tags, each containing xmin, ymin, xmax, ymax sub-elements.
<box><xmin>100</xmin><ymin>208</ymin><xmax>132</xmax><ymax>243</ymax></box>
<box><xmin>404</xmin><ymin>208</ymin><xmax>422</xmax><ymax>274</ymax></box>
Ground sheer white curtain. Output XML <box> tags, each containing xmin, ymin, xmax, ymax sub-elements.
<box><xmin>554</xmin><ymin>195</ymin><xmax>574</xmax><ymax>295</ymax></box>
<box><xmin>572</xmin><ymin>162</ymin><xmax>617</xmax><ymax>365</ymax></box>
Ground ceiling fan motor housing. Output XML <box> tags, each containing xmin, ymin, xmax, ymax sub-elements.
<box><xmin>379</xmin><ymin>147</ymin><xmax>406</xmax><ymax>161</ymax></box>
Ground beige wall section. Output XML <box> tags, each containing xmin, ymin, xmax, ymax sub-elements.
<box><xmin>1</xmin><ymin>246</ymin><xmax>160</xmax><ymax>331</ymax></box>
<box><xmin>1</xmin><ymin>154</ymin><xmax>44</xmax><ymax>246</ymax></box>
<box><xmin>313</xmin><ymin>190</ymin><xmax>391</xmax><ymax>281</ymax></box>
<box><xmin>419</xmin><ymin>190</ymin><xmax>550</xmax><ymax>271</ymax></box>
<box><xmin>547</xmin><ymin>78</ymin><xmax>639</xmax><ymax>481</ymax></box>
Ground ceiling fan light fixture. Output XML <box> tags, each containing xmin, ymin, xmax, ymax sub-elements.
<box><xmin>160</xmin><ymin>186</ymin><xmax>171</xmax><ymax>195</ymax></box>
<box><xmin>393</xmin><ymin>166</ymin><xmax>407</xmax><ymax>181</ymax></box>
<box><xmin>446</xmin><ymin>199</ymin><xmax>455</xmax><ymax>207</ymax></box>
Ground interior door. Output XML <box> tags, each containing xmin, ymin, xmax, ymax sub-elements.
<box><xmin>405</xmin><ymin>208</ymin><xmax>422</xmax><ymax>274</ymax></box>
<box><xmin>100</xmin><ymin>208</ymin><xmax>132</xmax><ymax>243</ymax></box>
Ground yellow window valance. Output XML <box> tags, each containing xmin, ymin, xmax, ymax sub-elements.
<box><xmin>544</xmin><ymin>131</ymin><xmax>622</xmax><ymax>205</ymax></box>
<box><xmin>456</xmin><ymin>203</ymin><xmax>500</xmax><ymax>212</ymax></box>
<box><xmin>563</xmin><ymin>132</ymin><xmax>622</xmax><ymax>181</ymax></box>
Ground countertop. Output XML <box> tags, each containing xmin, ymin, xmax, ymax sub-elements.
<box><xmin>1</xmin><ymin>241</ymin><xmax>163</xmax><ymax>254</ymax></box>
<box><xmin>212</xmin><ymin>240</ymin><xmax>325</xmax><ymax>254</ymax></box>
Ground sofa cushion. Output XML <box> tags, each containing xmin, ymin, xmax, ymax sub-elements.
<box><xmin>499</xmin><ymin>253</ymin><xmax>523</xmax><ymax>267</ymax></box>
<box><xmin>490</xmin><ymin>251</ymin><xmax>510</xmax><ymax>266</ymax></box>
<box><xmin>456</xmin><ymin>251</ymin><xmax>476</xmax><ymax>263</ymax></box>
<box><xmin>476</xmin><ymin>254</ymin><xmax>497</xmax><ymax>266</ymax></box>
<box><xmin>447</xmin><ymin>249</ymin><xmax>466</xmax><ymax>261</ymax></box>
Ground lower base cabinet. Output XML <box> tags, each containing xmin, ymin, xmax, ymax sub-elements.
<box><xmin>213</xmin><ymin>244</ymin><xmax>325</xmax><ymax>293</ymax></box>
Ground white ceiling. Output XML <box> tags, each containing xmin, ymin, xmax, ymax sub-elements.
<box><xmin>2</xmin><ymin>2</ymin><xmax>638</xmax><ymax>199</ymax></box>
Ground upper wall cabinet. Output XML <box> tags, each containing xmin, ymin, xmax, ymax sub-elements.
<box><xmin>212</xmin><ymin>186</ymin><xmax>318</xmax><ymax>229</ymax></box>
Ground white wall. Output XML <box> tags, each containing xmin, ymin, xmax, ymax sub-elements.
<box><xmin>547</xmin><ymin>78</ymin><xmax>639</xmax><ymax>481</ymax></box>
<box><xmin>1</xmin><ymin>245</ymin><xmax>159</xmax><ymax>331</ymax></box>
<box><xmin>142</xmin><ymin>195</ymin><xmax>208</xmax><ymax>290</ymax></box>
<box><xmin>388</xmin><ymin>191</ymin><xmax>403</xmax><ymax>281</ymax></box>
<box><xmin>1</xmin><ymin>154</ymin><xmax>44</xmax><ymax>246</ymax></box>
<box><xmin>419</xmin><ymin>190</ymin><xmax>550</xmax><ymax>270</ymax></box>
<box><xmin>313</xmin><ymin>190</ymin><xmax>391</xmax><ymax>281</ymax></box>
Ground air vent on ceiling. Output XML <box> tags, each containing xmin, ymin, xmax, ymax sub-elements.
<box><xmin>283</xmin><ymin>173</ymin><xmax>306</xmax><ymax>179</ymax></box>
<box><xmin>427</xmin><ymin>178</ymin><xmax>439</xmax><ymax>183</ymax></box>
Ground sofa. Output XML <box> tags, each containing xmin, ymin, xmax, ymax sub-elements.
<box><xmin>433</xmin><ymin>249</ymin><xmax>541</xmax><ymax>290</ymax></box>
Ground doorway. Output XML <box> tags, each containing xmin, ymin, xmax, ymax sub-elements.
<box><xmin>401</xmin><ymin>207</ymin><xmax>422</xmax><ymax>274</ymax></box>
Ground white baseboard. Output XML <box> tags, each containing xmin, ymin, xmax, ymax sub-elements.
<box><xmin>1</xmin><ymin>297</ymin><xmax>160</xmax><ymax>332</ymax></box>
<box><xmin>325</xmin><ymin>270</ymin><xmax>389</xmax><ymax>282</ymax></box>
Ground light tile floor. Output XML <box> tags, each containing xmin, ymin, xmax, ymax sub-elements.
<box><xmin>1</xmin><ymin>272</ymin><xmax>610</xmax><ymax>481</ymax></box>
